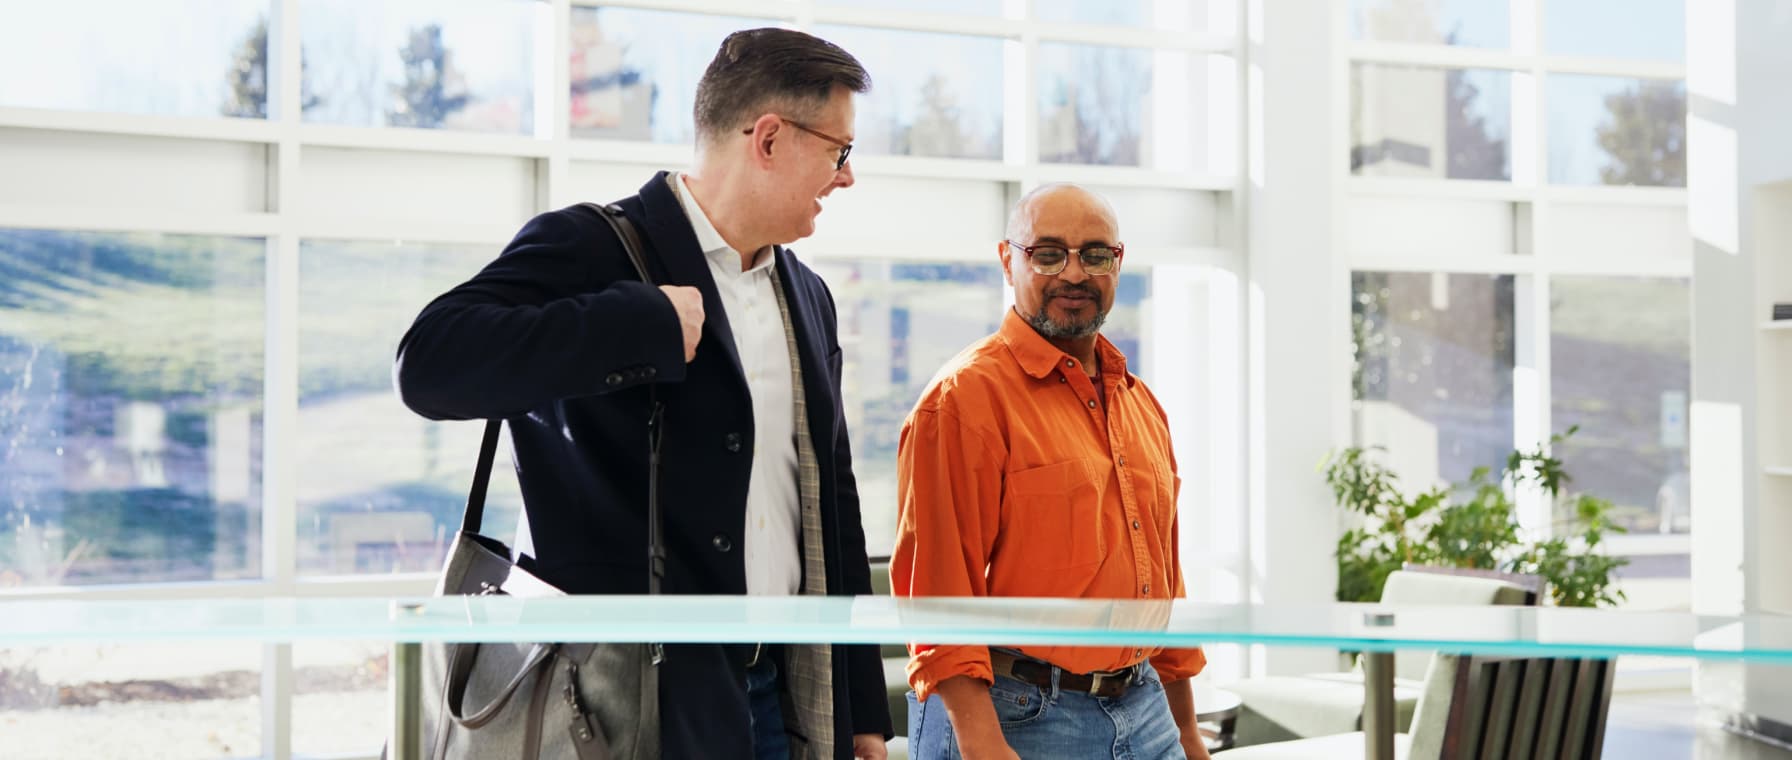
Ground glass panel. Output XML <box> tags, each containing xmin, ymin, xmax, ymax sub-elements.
<box><xmin>302</xmin><ymin>0</ymin><xmax>542</xmax><ymax>134</ymax></box>
<box><xmin>1039</xmin><ymin>44</ymin><xmax>1205</xmax><ymax>171</ymax></box>
<box><xmin>1351</xmin><ymin>271</ymin><xmax>1516</xmax><ymax>489</ymax></box>
<box><xmin>1352</xmin><ymin>64</ymin><xmax>1512</xmax><ymax>181</ymax></box>
<box><xmin>0</xmin><ymin>1</ymin><xmax>270</xmax><ymax>118</ymax></box>
<box><xmin>1348</xmin><ymin>0</ymin><xmax>1511</xmax><ymax>48</ymax></box>
<box><xmin>817</xmin><ymin>0</ymin><xmax>1004</xmax><ymax>15</ymax></box>
<box><xmin>291</xmin><ymin>640</ymin><xmax>387</xmax><ymax>758</ymax></box>
<box><xmin>1551</xmin><ymin>277</ymin><xmax>1691</xmax><ymax>535</ymax></box>
<box><xmin>809</xmin><ymin>26</ymin><xmax>1004</xmax><ymax>160</ymax></box>
<box><xmin>9</xmin><ymin>597</ymin><xmax>1792</xmax><ymax>663</ymax></box>
<box><xmin>569</xmin><ymin>8</ymin><xmax>775</xmax><ymax>143</ymax></box>
<box><xmin>1548</xmin><ymin>75</ymin><xmax>1686</xmax><ymax>187</ymax></box>
<box><xmin>0</xmin><ymin>230</ymin><xmax>264</xmax><ymax>588</ymax></box>
<box><xmin>1034</xmin><ymin>0</ymin><xmax>1206</xmax><ymax>31</ymax></box>
<box><xmin>1546</xmin><ymin>0</ymin><xmax>1684</xmax><ymax>61</ymax></box>
<box><xmin>809</xmin><ymin>260</ymin><xmax>1149</xmax><ymax>558</ymax></box>
<box><xmin>0</xmin><ymin>641</ymin><xmax>261</xmax><ymax>758</ymax></box>
<box><xmin>297</xmin><ymin>240</ymin><xmax>522</xmax><ymax>576</ymax></box>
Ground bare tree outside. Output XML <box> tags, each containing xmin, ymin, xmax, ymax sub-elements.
<box><xmin>222</xmin><ymin>18</ymin><xmax>322</xmax><ymax>119</ymax></box>
<box><xmin>387</xmin><ymin>24</ymin><xmax>470</xmax><ymax>129</ymax></box>
<box><xmin>1595</xmin><ymin>80</ymin><xmax>1686</xmax><ymax>186</ymax></box>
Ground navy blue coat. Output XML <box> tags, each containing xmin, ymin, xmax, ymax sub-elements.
<box><xmin>395</xmin><ymin>172</ymin><xmax>891</xmax><ymax>758</ymax></box>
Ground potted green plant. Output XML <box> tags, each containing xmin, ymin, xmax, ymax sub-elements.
<box><xmin>1326</xmin><ymin>427</ymin><xmax>1628</xmax><ymax>608</ymax></box>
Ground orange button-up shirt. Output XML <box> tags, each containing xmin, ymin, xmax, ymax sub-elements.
<box><xmin>892</xmin><ymin>309</ymin><xmax>1205</xmax><ymax>702</ymax></box>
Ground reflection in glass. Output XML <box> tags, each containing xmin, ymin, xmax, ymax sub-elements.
<box><xmin>302</xmin><ymin>0</ymin><xmax>541</xmax><ymax>134</ymax></box>
<box><xmin>1352</xmin><ymin>64</ymin><xmax>1511</xmax><ymax>181</ymax></box>
<box><xmin>0</xmin><ymin>230</ymin><xmax>264</xmax><ymax>587</ymax></box>
<box><xmin>1351</xmin><ymin>272</ymin><xmax>1516</xmax><ymax>489</ymax></box>
<box><xmin>0</xmin><ymin>1</ymin><xmax>270</xmax><ymax>118</ymax></box>
<box><xmin>1548</xmin><ymin>75</ymin><xmax>1686</xmax><ymax>187</ymax></box>
<box><xmin>810</xmin><ymin>26</ymin><xmax>1003</xmax><ymax>160</ymax></box>
<box><xmin>1546</xmin><ymin>0</ymin><xmax>1684</xmax><ymax>61</ymax></box>
<box><xmin>1348</xmin><ymin>0</ymin><xmax>1510</xmax><ymax>48</ymax></box>
<box><xmin>297</xmin><ymin>240</ymin><xmax>521</xmax><ymax>576</ymax></box>
<box><xmin>1551</xmin><ymin>277</ymin><xmax>1690</xmax><ymax>535</ymax></box>
<box><xmin>0</xmin><ymin>642</ymin><xmax>261</xmax><ymax>758</ymax></box>
<box><xmin>569</xmin><ymin>8</ymin><xmax>772</xmax><ymax>143</ymax></box>
<box><xmin>808</xmin><ymin>260</ymin><xmax>1149</xmax><ymax>555</ymax></box>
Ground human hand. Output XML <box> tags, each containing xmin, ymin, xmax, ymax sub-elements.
<box><xmin>657</xmin><ymin>285</ymin><xmax>704</xmax><ymax>362</ymax></box>
<box><xmin>852</xmin><ymin>733</ymin><xmax>887</xmax><ymax>760</ymax></box>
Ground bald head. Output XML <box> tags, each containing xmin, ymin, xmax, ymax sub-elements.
<box><xmin>1005</xmin><ymin>183</ymin><xmax>1119</xmax><ymax>243</ymax></box>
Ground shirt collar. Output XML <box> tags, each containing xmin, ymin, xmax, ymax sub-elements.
<box><xmin>675</xmin><ymin>172</ymin><xmax>775</xmax><ymax>274</ymax></box>
<box><xmin>997</xmin><ymin>308</ymin><xmax>1132</xmax><ymax>385</ymax></box>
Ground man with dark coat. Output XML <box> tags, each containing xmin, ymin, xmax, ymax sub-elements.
<box><xmin>395</xmin><ymin>27</ymin><xmax>890</xmax><ymax>760</ymax></box>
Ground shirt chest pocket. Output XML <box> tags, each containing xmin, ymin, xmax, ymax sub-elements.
<box><xmin>1003</xmin><ymin>458</ymin><xmax>1104</xmax><ymax>571</ymax></box>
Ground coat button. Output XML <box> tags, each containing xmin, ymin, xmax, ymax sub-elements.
<box><xmin>605</xmin><ymin>372</ymin><xmax>624</xmax><ymax>387</ymax></box>
<box><xmin>1087</xmin><ymin>400</ymin><xmax>1097</xmax><ymax>409</ymax></box>
<box><xmin>724</xmin><ymin>433</ymin><xmax>743</xmax><ymax>453</ymax></box>
<box><xmin>642</xmin><ymin>366</ymin><xmax>657</xmax><ymax>379</ymax></box>
<box><xmin>712</xmin><ymin>534</ymin><xmax>733</xmax><ymax>552</ymax></box>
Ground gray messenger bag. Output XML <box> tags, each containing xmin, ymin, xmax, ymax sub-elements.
<box><xmin>418</xmin><ymin>202</ymin><xmax>666</xmax><ymax>760</ymax></box>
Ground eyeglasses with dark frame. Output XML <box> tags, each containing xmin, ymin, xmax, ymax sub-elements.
<box><xmin>742</xmin><ymin>117</ymin><xmax>853</xmax><ymax>171</ymax></box>
<box><xmin>1004</xmin><ymin>240</ymin><xmax>1125</xmax><ymax>276</ymax></box>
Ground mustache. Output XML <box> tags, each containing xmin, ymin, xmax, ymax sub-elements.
<box><xmin>1046</xmin><ymin>284</ymin><xmax>1100</xmax><ymax>299</ymax></box>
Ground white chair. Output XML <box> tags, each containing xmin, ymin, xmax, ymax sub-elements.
<box><xmin>1223</xmin><ymin>568</ymin><xmax>1539</xmax><ymax>747</ymax></box>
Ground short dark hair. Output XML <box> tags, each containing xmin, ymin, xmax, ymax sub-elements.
<box><xmin>693</xmin><ymin>28</ymin><xmax>870</xmax><ymax>145</ymax></box>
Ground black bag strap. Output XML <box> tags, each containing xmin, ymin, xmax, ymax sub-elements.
<box><xmin>459</xmin><ymin>201</ymin><xmax>668</xmax><ymax>598</ymax></box>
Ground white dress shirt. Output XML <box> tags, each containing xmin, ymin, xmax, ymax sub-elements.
<box><xmin>673</xmin><ymin>173</ymin><xmax>802</xmax><ymax>597</ymax></box>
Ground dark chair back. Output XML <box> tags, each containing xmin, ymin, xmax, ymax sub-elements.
<box><xmin>1436</xmin><ymin>654</ymin><xmax>1615</xmax><ymax>760</ymax></box>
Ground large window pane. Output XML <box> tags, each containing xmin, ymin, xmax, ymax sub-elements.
<box><xmin>569</xmin><ymin>8</ymin><xmax>772</xmax><ymax>142</ymax></box>
<box><xmin>1352</xmin><ymin>64</ymin><xmax>1512</xmax><ymax>181</ymax></box>
<box><xmin>810</xmin><ymin>26</ymin><xmax>1003</xmax><ymax>160</ymax></box>
<box><xmin>0</xmin><ymin>230</ymin><xmax>264</xmax><ymax>588</ymax></box>
<box><xmin>1551</xmin><ymin>276</ymin><xmax>1690</xmax><ymax>535</ymax></box>
<box><xmin>0</xmin><ymin>1</ymin><xmax>269</xmax><ymax>119</ymax></box>
<box><xmin>811</xmin><ymin>260</ymin><xmax>1149</xmax><ymax>556</ymax></box>
<box><xmin>1547</xmin><ymin>0</ymin><xmax>1684</xmax><ymax>61</ymax></box>
<box><xmin>302</xmin><ymin>0</ymin><xmax>542</xmax><ymax>134</ymax></box>
<box><xmin>1548</xmin><ymin>75</ymin><xmax>1686</xmax><ymax>187</ymax></box>
<box><xmin>1352</xmin><ymin>271</ymin><xmax>1516</xmax><ymax>488</ymax></box>
<box><xmin>1348</xmin><ymin>0</ymin><xmax>1511</xmax><ymax>48</ymax></box>
<box><xmin>0</xmin><ymin>642</ymin><xmax>262</xmax><ymax>757</ymax></box>
<box><xmin>297</xmin><ymin>240</ymin><xmax>521</xmax><ymax>576</ymax></box>
<box><xmin>291</xmin><ymin>640</ymin><xmax>387</xmax><ymax>757</ymax></box>
<box><xmin>818</xmin><ymin>0</ymin><xmax>1004</xmax><ymax>15</ymax></box>
<box><xmin>1039</xmin><ymin>44</ymin><xmax>1210</xmax><ymax>172</ymax></box>
<box><xmin>1034</xmin><ymin>0</ymin><xmax>1206</xmax><ymax>31</ymax></box>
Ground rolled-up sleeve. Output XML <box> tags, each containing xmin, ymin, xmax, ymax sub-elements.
<box><xmin>890</xmin><ymin>404</ymin><xmax>1006</xmax><ymax>702</ymax></box>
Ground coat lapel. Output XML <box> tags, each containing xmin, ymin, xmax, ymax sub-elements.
<box><xmin>627</xmin><ymin>171</ymin><xmax>747</xmax><ymax>392</ymax></box>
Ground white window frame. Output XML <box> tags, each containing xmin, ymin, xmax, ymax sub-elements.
<box><xmin>1337</xmin><ymin>1</ymin><xmax>1690</xmax><ymax>564</ymax></box>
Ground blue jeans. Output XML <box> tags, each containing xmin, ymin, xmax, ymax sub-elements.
<box><xmin>907</xmin><ymin>659</ymin><xmax>1185</xmax><ymax>760</ymax></box>
<box><xmin>747</xmin><ymin>652</ymin><xmax>790</xmax><ymax>760</ymax></box>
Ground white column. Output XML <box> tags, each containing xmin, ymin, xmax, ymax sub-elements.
<box><xmin>1242</xmin><ymin>0</ymin><xmax>1345</xmax><ymax>675</ymax></box>
<box><xmin>1688</xmin><ymin>0</ymin><xmax>1792</xmax><ymax>736</ymax></box>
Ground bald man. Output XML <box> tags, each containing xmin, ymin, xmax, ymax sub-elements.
<box><xmin>891</xmin><ymin>185</ymin><xmax>1211</xmax><ymax>759</ymax></box>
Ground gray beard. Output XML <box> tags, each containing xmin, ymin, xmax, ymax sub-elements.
<box><xmin>1029</xmin><ymin>307</ymin><xmax>1107</xmax><ymax>339</ymax></box>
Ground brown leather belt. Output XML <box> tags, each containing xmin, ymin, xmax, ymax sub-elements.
<box><xmin>990</xmin><ymin>650</ymin><xmax>1143</xmax><ymax>698</ymax></box>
